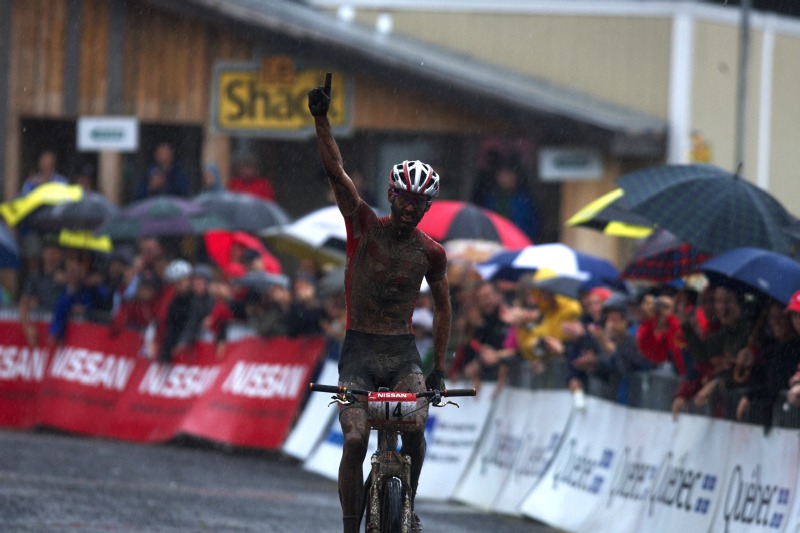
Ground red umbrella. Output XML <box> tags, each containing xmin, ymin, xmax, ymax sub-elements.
<box><xmin>417</xmin><ymin>200</ymin><xmax>531</xmax><ymax>249</ymax></box>
<box><xmin>204</xmin><ymin>230</ymin><xmax>281</xmax><ymax>278</ymax></box>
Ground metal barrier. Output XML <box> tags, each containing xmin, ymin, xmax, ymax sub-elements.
<box><xmin>501</xmin><ymin>355</ymin><xmax>800</xmax><ymax>430</ymax></box>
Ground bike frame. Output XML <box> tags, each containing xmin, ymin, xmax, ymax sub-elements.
<box><xmin>309</xmin><ymin>383</ymin><xmax>475</xmax><ymax>533</ymax></box>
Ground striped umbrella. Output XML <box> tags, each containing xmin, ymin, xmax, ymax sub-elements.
<box><xmin>621</xmin><ymin>229</ymin><xmax>712</xmax><ymax>283</ymax></box>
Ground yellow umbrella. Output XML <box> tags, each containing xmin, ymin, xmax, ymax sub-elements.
<box><xmin>58</xmin><ymin>229</ymin><xmax>113</xmax><ymax>253</ymax></box>
<box><xmin>0</xmin><ymin>182</ymin><xmax>84</xmax><ymax>226</ymax></box>
<box><xmin>565</xmin><ymin>188</ymin><xmax>653</xmax><ymax>239</ymax></box>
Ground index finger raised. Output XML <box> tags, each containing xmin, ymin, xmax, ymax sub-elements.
<box><xmin>324</xmin><ymin>72</ymin><xmax>332</xmax><ymax>95</ymax></box>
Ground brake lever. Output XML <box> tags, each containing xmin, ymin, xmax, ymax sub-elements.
<box><xmin>328</xmin><ymin>393</ymin><xmax>355</xmax><ymax>407</ymax></box>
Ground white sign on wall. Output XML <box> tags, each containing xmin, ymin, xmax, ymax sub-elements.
<box><xmin>77</xmin><ymin>116</ymin><xmax>139</xmax><ymax>152</ymax></box>
<box><xmin>538</xmin><ymin>147</ymin><xmax>603</xmax><ymax>181</ymax></box>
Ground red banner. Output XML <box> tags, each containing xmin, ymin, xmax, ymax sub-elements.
<box><xmin>0</xmin><ymin>320</ymin><xmax>325</xmax><ymax>449</ymax></box>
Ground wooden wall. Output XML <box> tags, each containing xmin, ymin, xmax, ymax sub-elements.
<box><xmin>4</xmin><ymin>0</ymin><xmax>257</xmax><ymax>199</ymax></box>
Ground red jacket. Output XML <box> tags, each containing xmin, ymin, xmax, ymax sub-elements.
<box><xmin>637</xmin><ymin>315</ymin><xmax>686</xmax><ymax>375</ymax></box>
<box><xmin>227</xmin><ymin>177</ymin><xmax>276</xmax><ymax>201</ymax></box>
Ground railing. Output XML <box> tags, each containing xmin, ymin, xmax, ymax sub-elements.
<box><xmin>504</xmin><ymin>356</ymin><xmax>800</xmax><ymax>430</ymax></box>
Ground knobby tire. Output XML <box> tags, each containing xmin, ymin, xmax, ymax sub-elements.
<box><xmin>381</xmin><ymin>477</ymin><xmax>403</xmax><ymax>533</ymax></box>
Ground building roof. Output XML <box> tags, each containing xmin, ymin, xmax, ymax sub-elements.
<box><xmin>169</xmin><ymin>0</ymin><xmax>667</xmax><ymax>154</ymax></box>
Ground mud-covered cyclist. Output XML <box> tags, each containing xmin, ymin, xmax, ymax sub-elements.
<box><xmin>308</xmin><ymin>73</ymin><xmax>451</xmax><ymax>533</ymax></box>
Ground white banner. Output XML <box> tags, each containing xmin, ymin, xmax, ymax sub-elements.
<box><xmin>417</xmin><ymin>381</ymin><xmax>495</xmax><ymax>501</ymax></box>
<box><xmin>492</xmin><ymin>390</ymin><xmax>573</xmax><ymax>515</ymax></box>
<box><xmin>282</xmin><ymin>360</ymin><xmax>339</xmax><ymax>460</ymax></box>
<box><xmin>454</xmin><ymin>388</ymin><xmax>571</xmax><ymax>514</ymax></box>
<box><xmin>520</xmin><ymin>396</ymin><xmax>631</xmax><ymax>531</ymax></box>
<box><xmin>710</xmin><ymin>424</ymin><xmax>797</xmax><ymax>533</ymax></box>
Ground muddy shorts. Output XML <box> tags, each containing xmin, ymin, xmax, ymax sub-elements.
<box><xmin>338</xmin><ymin>330</ymin><xmax>424</xmax><ymax>391</ymax></box>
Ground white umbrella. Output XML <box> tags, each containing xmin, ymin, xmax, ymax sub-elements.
<box><xmin>475</xmin><ymin>243</ymin><xmax>619</xmax><ymax>285</ymax></box>
<box><xmin>262</xmin><ymin>205</ymin><xmax>348</xmax><ymax>266</ymax></box>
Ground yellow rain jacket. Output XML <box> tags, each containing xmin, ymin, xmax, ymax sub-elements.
<box><xmin>516</xmin><ymin>270</ymin><xmax>583</xmax><ymax>361</ymax></box>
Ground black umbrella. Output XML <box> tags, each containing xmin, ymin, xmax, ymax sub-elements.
<box><xmin>97</xmin><ymin>196</ymin><xmax>229</xmax><ymax>240</ymax></box>
<box><xmin>27</xmin><ymin>191</ymin><xmax>120</xmax><ymax>231</ymax></box>
<box><xmin>231</xmin><ymin>270</ymin><xmax>290</xmax><ymax>292</ymax></box>
<box><xmin>617</xmin><ymin>164</ymin><xmax>795</xmax><ymax>255</ymax></box>
<box><xmin>193</xmin><ymin>190</ymin><xmax>290</xmax><ymax>233</ymax></box>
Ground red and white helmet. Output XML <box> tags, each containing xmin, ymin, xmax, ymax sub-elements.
<box><xmin>388</xmin><ymin>160</ymin><xmax>440</xmax><ymax>198</ymax></box>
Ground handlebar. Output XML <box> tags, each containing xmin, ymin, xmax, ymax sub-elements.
<box><xmin>309</xmin><ymin>383</ymin><xmax>476</xmax><ymax>398</ymax></box>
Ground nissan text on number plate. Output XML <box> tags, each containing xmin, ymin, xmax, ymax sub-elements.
<box><xmin>367</xmin><ymin>391</ymin><xmax>420</xmax><ymax>431</ymax></box>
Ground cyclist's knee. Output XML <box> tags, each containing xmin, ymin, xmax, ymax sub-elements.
<box><xmin>342</xmin><ymin>427</ymin><xmax>369</xmax><ymax>458</ymax></box>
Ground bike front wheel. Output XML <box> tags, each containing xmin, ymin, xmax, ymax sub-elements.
<box><xmin>380</xmin><ymin>476</ymin><xmax>403</xmax><ymax>533</ymax></box>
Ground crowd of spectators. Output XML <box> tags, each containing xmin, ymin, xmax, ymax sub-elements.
<box><xmin>5</xmin><ymin>146</ymin><xmax>800</xmax><ymax>431</ymax></box>
<box><xmin>446</xmin><ymin>267</ymin><xmax>800</xmax><ymax>429</ymax></box>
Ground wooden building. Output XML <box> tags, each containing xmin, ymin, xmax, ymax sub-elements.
<box><xmin>0</xmin><ymin>0</ymin><xmax>667</xmax><ymax>260</ymax></box>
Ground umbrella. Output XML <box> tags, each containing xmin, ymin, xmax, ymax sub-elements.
<box><xmin>204</xmin><ymin>229</ymin><xmax>281</xmax><ymax>277</ymax></box>
<box><xmin>26</xmin><ymin>191</ymin><xmax>119</xmax><ymax>231</ymax></box>
<box><xmin>0</xmin><ymin>182</ymin><xmax>83</xmax><ymax>226</ymax></box>
<box><xmin>193</xmin><ymin>190</ymin><xmax>290</xmax><ymax>233</ymax></box>
<box><xmin>97</xmin><ymin>196</ymin><xmax>228</xmax><ymax>240</ymax></box>
<box><xmin>58</xmin><ymin>229</ymin><xmax>113</xmax><ymax>253</ymax></box>
<box><xmin>781</xmin><ymin>217</ymin><xmax>800</xmax><ymax>243</ymax></box>
<box><xmin>416</xmin><ymin>200</ymin><xmax>532</xmax><ymax>249</ymax></box>
<box><xmin>617</xmin><ymin>164</ymin><xmax>795</xmax><ymax>255</ymax></box>
<box><xmin>698</xmin><ymin>247</ymin><xmax>800</xmax><ymax>305</ymax></box>
<box><xmin>565</xmin><ymin>188</ymin><xmax>654</xmax><ymax>238</ymax></box>
<box><xmin>475</xmin><ymin>243</ymin><xmax>619</xmax><ymax>285</ymax></box>
<box><xmin>621</xmin><ymin>228</ymin><xmax>712</xmax><ymax>283</ymax></box>
<box><xmin>261</xmin><ymin>205</ymin><xmax>352</xmax><ymax>266</ymax></box>
<box><xmin>0</xmin><ymin>222</ymin><xmax>20</xmax><ymax>268</ymax></box>
<box><xmin>529</xmin><ymin>275</ymin><xmax>587</xmax><ymax>300</ymax></box>
<box><xmin>231</xmin><ymin>270</ymin><xmax>290</xmax><ymax>292</ymax></box>
<box><xmin>443</xmin><ymin>239</ymin><xmax>506</xmax><ymax>264</ymax></box>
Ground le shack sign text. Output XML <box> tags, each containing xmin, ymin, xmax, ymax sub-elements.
<box><xmin>211</xmin><ymin>60</ymin><xmax>351</xmax><ymax>138</ymax></box>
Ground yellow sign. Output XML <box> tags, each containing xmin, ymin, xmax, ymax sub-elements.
<box><xmin>216</xmin><ymin>68</ymin><xmax>347</xmax><ymax>132</ymax></box>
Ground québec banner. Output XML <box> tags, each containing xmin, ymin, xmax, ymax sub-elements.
<box><xmin>0</xmin><ymin>320</ymin><xmax>324</xmax><ymax>449</ymax></box>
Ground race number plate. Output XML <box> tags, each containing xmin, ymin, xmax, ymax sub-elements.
<box><xmin>367</xmin><ymin>391</ymin><xmax>420</xmax><ymax>430</ymax></box>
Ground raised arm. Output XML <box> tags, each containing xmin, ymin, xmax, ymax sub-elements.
<box><xmin>308</xmin><ymin>72</ymin><xmax>360</xmax><ymax>215</ymax></box>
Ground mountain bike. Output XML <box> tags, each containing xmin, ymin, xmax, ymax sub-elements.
<box><xmin>309</xmin><ymin>382</ymin><xmax>476</xmax><ymax>533</ymax></box>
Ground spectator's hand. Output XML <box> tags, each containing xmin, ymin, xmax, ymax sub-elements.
<box><xmin>787</xmin><ymin>384</ymin><xmax>800</xmax><ymax>407</ymax></box>
<box><xmin>24</xmin><ymin>324</ymin><xmax>38</xmax><ymax>347</ymax></box>
<box><xmin>148</xmin><ymin>170</ymin><xmax>166</xmax><ymax>193</ymax></box>
<box><xmin>215</xmin><ymin>341</ymin><xmax>226</xmax><ymax>360</ymax></box>
<box><xmin>736</xmin><ymin>396</ymin><xmax>750</xmax><ymax>421</ymax></box>
<box><xmin>735</xmin><ymin>346</ymin><xmax>754</xmax><ymax>368</ymax></box>
<box><xmin>693</xmin><ymin>378</ymin><xmax>717</xmax><ymax>407</ymax></box>
<box><xmin>541</xmin><ymin>335</ymin><xmax>564</xmax><ymax>356</ymax></box>
<box><xmin>568</xmin><ymin>377</ymin><xmax>582</xmax><ymax>393</ymax></box>
<box><xmin>307</xmin><ymin>72</ymin><xmax>332</xmax><ymax>117</ymax></box>
<box><xmin>587</xmin><ymin>322</ymin><xmax>604</xmax><ymax>339</ymax></box>
<box><xmin>572</xmin><ymin>350</ymin><xmax>599</xmax><ymax>372</ymax></box>
<box><xmin>561</xmin><ymin>320</ymin><xmax>586</xmax><ymax>340</ymax></box>
<box><xmin>672</xmin><ymin>396</ymin><xmax>687</xmax><ymax>420</ymax></box>
<box><xmin>477</xmin><ymin>346</ymin><xmax>499</xmax><ymax>366</ymax></box>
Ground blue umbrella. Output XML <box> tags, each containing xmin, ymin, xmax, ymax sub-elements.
<box><xmin>0</xmin><ymin>223</ymin><xmax>19</xmax><ymax>269</ymax></box>
<box><xmin>698</xmin><ymin>247</ymin><xmax>800</xmax><ymax>305</ymax></box>
<box><xmin>475</xmin><ymin>243</ymin><xmax>619</xmax><ymax>285</ymax></box>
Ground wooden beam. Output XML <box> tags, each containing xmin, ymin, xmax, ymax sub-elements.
<box><xmin>0</xmin><ymin>0</ymin><xmax>11</xmax><ymax>192</ymax></box>
<box><xmin>63</xmin><ymin>0</ymin><xmax>82</xmax><ymax>117</ymax></box>
<box><xmin>105</xmin><ymin>0</ymin><xmax>126</xmax><ymax>114</ymax></box>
